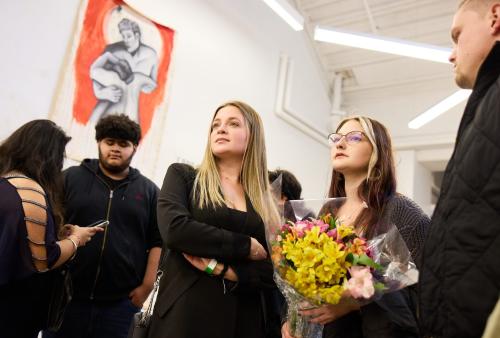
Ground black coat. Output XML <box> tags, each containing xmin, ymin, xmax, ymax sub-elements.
<box><xmin>419</xmin><ymin>42</ymin><xmax>500</xmax><ymax>338</ymax></box>
<box><xmin>148</xmin><ymin>163</ymin><xmax>276</xmax><ymax>338</ymax></box>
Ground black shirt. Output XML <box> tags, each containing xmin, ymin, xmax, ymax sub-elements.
<box><xmin>97</xmin><ymin>166</ymin><xmax>127</xmax><ymax>190</ymax></box>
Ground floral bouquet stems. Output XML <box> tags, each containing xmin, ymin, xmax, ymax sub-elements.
<box><xmin>275</xmin><ymin>273</ymin><xmax>323</xmax><ymax>338</ymax></box>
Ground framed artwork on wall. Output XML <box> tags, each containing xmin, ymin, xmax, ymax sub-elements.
<box><xmin>50</xmin><ymin>0</ymin><xmax>175</xmax><ymax>178</ymax></box>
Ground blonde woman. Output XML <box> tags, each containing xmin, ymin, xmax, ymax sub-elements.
<box><xmin>282</xmin><ymin>116</ymin><xmax>429</xmax><ymax>338</ymax></box>
<box><xmin>148</xmin><ymin>101</ymin><xmax>279</xmax><ymax>338</ymax></box>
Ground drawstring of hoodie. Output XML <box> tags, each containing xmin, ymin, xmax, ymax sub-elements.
<box><xmin>121</xmin><ymin>183</ymin><xmax>130</xmax><ymax>200</ymax></box>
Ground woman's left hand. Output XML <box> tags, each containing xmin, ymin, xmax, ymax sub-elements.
<box><xmin>183</xmin><ymin>253</ymin><xmax>239</xmax><ymax>281</ymax></box>
<box><xmin>183</xmin><ymin>253</ymin><xmax>211</xmax><ymax>271</ymax></box>
<box><xmin>299</xmin><ymin>300</ymin><xmax>359</xmax><ymax>325</ymax></box>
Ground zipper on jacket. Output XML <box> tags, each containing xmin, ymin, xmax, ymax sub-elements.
<box><xmin>90</xmin><ymin>189</ymin><xmax>114</xmax><ymax>299</ymax></box>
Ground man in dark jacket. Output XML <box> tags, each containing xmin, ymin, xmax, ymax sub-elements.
<box><xmin>419</xmin><ymin>1</ymin><xmax>500</xmax><ymax>337</ymax></box>
<box><xmin>46</xmin><ymin>114</ymin><xmax>162</xmax><ymax>338</ymax></box>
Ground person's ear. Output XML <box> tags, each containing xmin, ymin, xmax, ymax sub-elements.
<box><xmin>490</xmin><ymin>3</ymin><xmax>500</xmax><ymax>35</ymax></box>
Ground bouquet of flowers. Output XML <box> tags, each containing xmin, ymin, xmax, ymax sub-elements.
<box><xmin>267</xmin><ymin>198</ymin><xmax>418</xmax><ymax>338</ymax></box>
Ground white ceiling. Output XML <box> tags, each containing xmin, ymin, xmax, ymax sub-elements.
<box><xmin>293</xmin><ymin>0</ymin><xmax>463</xmax><ymax>152</ymax></box>
<box><xmin>297</xmin><ymin>0</ymin><xmax>456</xmax><ymax>88</ymax></box>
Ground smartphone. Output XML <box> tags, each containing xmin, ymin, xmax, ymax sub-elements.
<box><xmin>88</xmin><ymin>220</ymin><xmax>109</xmax><ymax>228</ymax></box>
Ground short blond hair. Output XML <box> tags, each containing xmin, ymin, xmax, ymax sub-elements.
<box><xmin>459</xmin><ymin>0</ymin><xmax>498</xmax><ymax>12</ymax></box>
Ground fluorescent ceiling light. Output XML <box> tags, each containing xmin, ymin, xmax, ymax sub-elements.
<box><xmin>262</xmin><ymin>0</ymin><xmax>304</xmax><ymax>31</ymax></box>
<box><xmin>314</xmin><ymin>25</ymin><xmax>451</xmax><ymax>63</ymax></box>
<box><xmin>408</xmin><ymin>89</ymin><xmax>472</xmax><ymax>129</ymax></box>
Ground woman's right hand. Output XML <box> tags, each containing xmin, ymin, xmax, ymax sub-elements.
<box><xmin>65</xmin><ymin>224</ymin><xmax>104</xmax><ymax>247</ymax></box>
<box><xmin>281</xmin><ymin>322</ymin><xmax>295</xmax><ymax>338</ymax></box>
<box><xmin>248</xmin><ymin>237</ymin><xmax>267</xmax><ymax>260</ymax></box>
<box><xmin>299</xmin><ymin>298</ymin><xmax>360</xmax><ymax>325</ymax></box>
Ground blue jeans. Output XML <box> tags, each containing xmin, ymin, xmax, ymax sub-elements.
<box><xmin>43</xmin><ymin>298</ymin><xmax>139</xmax><ymax>338</ymax></box>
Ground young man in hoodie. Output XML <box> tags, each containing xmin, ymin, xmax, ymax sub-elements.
<box><xmin>47</xmin><ymin>114</ymin><xmax>162</xmax><ymax>338</ymax></box>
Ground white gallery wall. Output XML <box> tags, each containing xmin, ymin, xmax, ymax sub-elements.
<box><xmin>0</xmin><ymin>0</ymin><xmax>459</xmax><ymax>209</ymax></box>
<box><xmin>0</xmin><ymin>0</ymin><xmax>332</xmax><ymax>198</ymax></box>
<box><xmin>395</xmin><ymin>150</ymin><xmax>436</xmax><ymax>215</ymax></box>
<box><xmin>0</xmin><ymin>1</ymin><xmax>81</xmax><ymax>139</ymax></box>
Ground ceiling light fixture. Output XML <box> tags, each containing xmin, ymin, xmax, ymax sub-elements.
<box><xmin>408</xmin><ymin>89</ymin><xmax>472</xmax><ymax>129</ymax></box>
<box><xmin>314</xmin><ymin>25</ymin><xmax>451</xmax><ymax>63</ymax></box>
<box><xmin>261</xmin><ymin>0</ymin><xmax>304</xmax><ymax>31</ymax></box>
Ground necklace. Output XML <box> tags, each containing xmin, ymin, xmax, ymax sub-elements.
<box><xmin>225</xmin><ymin>197</ymin><xmax>236</xmax><ymax>208</ymax></box>
<box><xmin>338</xmin><ymin>201</ymin><xmax>368</xmax><ymax>224</ymax></box>
<box><xmin>221</xmin><ymin>174</ymin><xmax>240</xmax><ymax>208</ymax></box>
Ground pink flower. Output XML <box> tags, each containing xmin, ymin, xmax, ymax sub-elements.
<box><xmin>346</xmin><ymin>266</ymin><xmax>375</xmax><ymax>299</ymax></box>
<box><xmin>316</xmin><ymin>221</ymin><xmax>329</xmax><ymax>233</ymax></box>
<box><xmin>327</xmin><ymin>229</ymin><xmax>337</xmax><ymax>238</ymax></box>
<box><xmin>366</xmin><ymin>247</ymin><xmax>373</xmax><ymax>258</ymax></box>
<box><xmin>294</xmin><ymin>221</ymin><xmax>308</xmax><ymax>231</ymax></box>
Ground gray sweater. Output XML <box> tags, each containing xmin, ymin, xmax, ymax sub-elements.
<box><xmin>322</xmin><ymin>194</ymin><xmax>431</xmax><ymax>338</ymax></box>
<box><xmin>381</xmin><ymin>194</ymin><xmax>430</xmax><ymax>267</ymax></box>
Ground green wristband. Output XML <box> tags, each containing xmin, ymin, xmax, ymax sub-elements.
<box><xmin>204</xmin><ymin>259</ymin><xmax>217</xmax><ymax>275</ymax></box>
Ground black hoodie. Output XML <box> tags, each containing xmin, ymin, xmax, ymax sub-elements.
<box><xmin>64</xmin><ymin>159</ymin><xmax>162</xmax><ymax>301</ymax></box>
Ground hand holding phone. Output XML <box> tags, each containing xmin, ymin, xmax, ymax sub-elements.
<box><xmin>88</xmin><ymin>220</ymin><xmax>109</xmax><ymax>228</ymax></box>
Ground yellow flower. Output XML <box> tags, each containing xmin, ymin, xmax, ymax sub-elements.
<box><xmin>321</xmin><ymin>213</ymin><xmax>334</xmax><ymax>225</ymax></box>
<box><xmin>277</xmin><ymin>222</ymin><xmax>363</xmax><ymax>305</ymax></box>
<box><xmin>302</xmin><ymin>226</ymin><xmax>321</xmax><ymax>244</ymax></box>
<box><xmin>301</xmin><ymin>247</ymin><xmax>324</xmax><ymax>268</ymax></box>
<box><xmin>337</xmin><ymin>223</ymin><xmax>355</xmax><ymax>239</ymax></box>
<box><xmin>319</xmin><ymin>284</ymin><xmax>345</xmax><ymax>304</ymax></box>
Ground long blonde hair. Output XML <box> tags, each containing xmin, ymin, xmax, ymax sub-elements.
<box><xmin>193</xmin><ymin>101</ymin><xmax>278</xmax><ymax>226</ymax></box>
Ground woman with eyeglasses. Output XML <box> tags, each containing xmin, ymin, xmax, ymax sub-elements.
<box><xmin>281</xmin><ymin>116</ymin><xmax>430</xmax><ymax>338</ymax></box>
<box><xmin>148</xmin><ymin>101</ymin><xmax>280</xmax><ymax>338</ymax></box>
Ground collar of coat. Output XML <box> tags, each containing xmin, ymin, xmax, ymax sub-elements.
<box><xmin>455</xmin><ymin>41</ymin><xmax>500</xmax><ymax>142</ymax></box>
<box><xmin>473</xmin><ymin>41</ymin><xmax>500</xmax><ymax>96</ymax></box>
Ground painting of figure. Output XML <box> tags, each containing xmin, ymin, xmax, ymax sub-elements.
<box><xmin>50</xmin><ymin>0</ymin><xmax>175</xmax><ymax>176</ymax></box>
<box><xmin>89</xmin><ymin>17</ymin><xmax>159</xmax><ymax>124</ymax></box>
